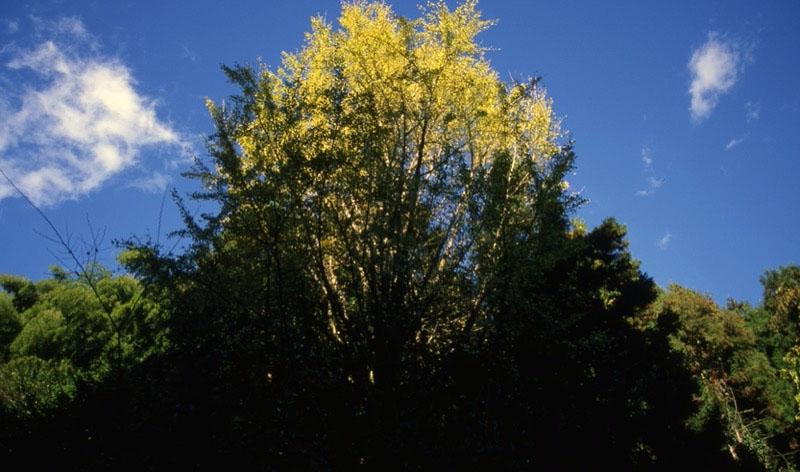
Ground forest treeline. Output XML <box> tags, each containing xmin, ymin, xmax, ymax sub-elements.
<box><xmin>1</xmin><ymin>1</ymin><xmax>799</xmax><ymax>469</ymax></box>
<box><xmin>2</xmin><ymin>253</ymin><xmax>799</xmax><ymax>468</ymax></box>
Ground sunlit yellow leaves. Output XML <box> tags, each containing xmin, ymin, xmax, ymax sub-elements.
<box><xmin>226</xmin><ymin>0</ymin><xmax>561</xmax><ymax>182</ymax></box>
<box><xmin>207</xmin><ymin>1</ymin><xmax>571</xmax><ymax>341</ymax></box>
<box><xmin>783</xmin><ymin>346</ymin><xmax>800</xmax><ymax>421</ymax></box>
<box><xmin>775</xmin><ymin>285</ymin><xmax>800</xmax><ymax>320</ymax></box>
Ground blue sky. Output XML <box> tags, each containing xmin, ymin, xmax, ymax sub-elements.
<box><xmin>1</xmin><ymin>1</ymin><xmax>798</xmax><ymax>305</ymax></box>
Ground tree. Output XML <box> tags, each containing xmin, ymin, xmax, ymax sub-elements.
<box><xmin>0</xmin><ymin>292</ymin><xmax>21</xmax><ymax>362</ymax></box>
<box><xmin>758</xmin><ymin>266</ymin><xmax>800</xmax><ymax>366</ymax></box>
<box><xmin>0</xmin><ymin>267</ymin><xmax>167</xmax><ymax>467</ymax></box>
<box><xmin>641</xmin><ymin>284</ymin><xmax>799</xmax><ymax>469</ymax></box>
<box><xmin>785</xmin><ymin>347</ymin><xmax>800</xmax><ymax>422</ymax></box>
<box><xmin>121</xmin><ymin>0</ymin><xmax>582</xmax><ymax>467</ymax></box>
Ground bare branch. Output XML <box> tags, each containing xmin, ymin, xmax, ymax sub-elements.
<box><xmin>0</xmin><ymin>165</ymin><xmax>123</xmax><ymax>372</ymax></box>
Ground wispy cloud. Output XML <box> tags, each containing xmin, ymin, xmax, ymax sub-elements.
<box><xmin>0</xmin><ymin>17</ymin><xmax>186</xmax><ymax>206</ymax></box>
<box><xmin>636</xmin><ymin>147</ymin><xmax>664</xmax><ymax>197</ymax></box>
<box><xmin>181</xmin><ymin>45</ymin><xmax>198</xmax><ymax>62</ymax></box>
<box><xmin>656</xmin><ymin>232</ymin><xmax>672</xmax><ymax>250</ymax></box>
<box><xmin>745</xmin><ymin>101</ymin><xmax>760</xmax><ymax>122</ymax></box>
<box><xmin>688</xmin><ymin>33</ymin><xmax>744</xmax><ymax>123</ymax></box>
<box><xmin>648</xmin><ymin>176</ymin><xmax>663</xmax><ymax>189</ymax></box>
<box><xmin>2</xmin><ymin>19</ymin><xmax>19</xmax><ymax>34</ymax></box>
<box><xmin>636</xmin><ymin>177</ymin><xmax>665</xmax><ymax>197</ymax></box>
<box><xmin>725</xmin><ymin>137</ymin><xmax>745</xmax><ymax>150</ymax></box>
<box><xmin>30</xmin><ymin>16</ymin><xmax>93</xmax><ymax>44</ymax></box>
<box><xmin>641</xmin><ymin>146</ymin><xmax>653</xmax><ymax>168</ymax></box>
<box><xmin>128</xmin><ymin>171</ymin><xmax>170</xmax><ymax>193</ymax></box>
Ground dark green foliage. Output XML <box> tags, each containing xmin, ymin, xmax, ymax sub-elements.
<box><xmin>0</xmin><ymin>293</ymin><xmax>21</xmax><ymax>361</ymax></box>
<box><xmin>0</xmin><ymin>275</ymin><xmax>39</xmax><ymax>312</ymax></box>
<box><xmin>641</xmin><ymin>284</ymin><xmax>800</xmax><ymax>469</ymax></box>
<box><xmin>753</xmin><ymin>267</ymin><xmax>800</xmax><ymax>369</ymax></box>
<box><xmin>9</xmin><ymin>307</ymin><xmax>65</xmax><ymax>360</ymax></box>
<box><xmin>1</xmin><ymin>157</ymin><xmax>796</xmax><ymax>470</ymax></box>
<box><xmin>0</xmin><ymin>267</ymin><xmax>169</xmax><ymax>467</ymax></box>
<box><xmin>0</xmin><ymin>356</ymin><xmax>75</xmax><ymax>418</ymax></box>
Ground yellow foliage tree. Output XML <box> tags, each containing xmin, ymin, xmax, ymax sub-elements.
<box><xmin>193</xmin><ymin>0</ymin><xmax>578</xmax><ymax>421</ymax></box>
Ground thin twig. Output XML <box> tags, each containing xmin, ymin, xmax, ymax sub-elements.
<box><xmin>157</xmin><ymin>185</ymin><xmax>169</xmax><ymax>246</ymax></box>
<box><xmin>0</xmin><ymin>165</ymin><xmax>124</xmax><ymax>372</ymax></box>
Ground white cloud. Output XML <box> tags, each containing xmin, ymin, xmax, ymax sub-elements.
<box><xmin>656</xmin><ymin>232</ymin><xmax>672</xmax><ymax>250</ymax></box>
<box><xmin>0</xmin><ymin>18</ymin><xmax>185</xmax><ymax>206</ymax></box>
<box><xmin>725</xmin><ymin>137</ymin><xmax>744</xmax><ymax>150</ymax></box>
<box><xmin>688</xmin><ymin>33</ymin><xmax>742</xmax><ymax>122</ymax></box>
